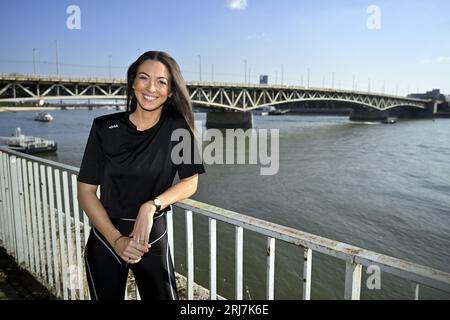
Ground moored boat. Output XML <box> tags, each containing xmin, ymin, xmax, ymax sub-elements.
<box><xmin>268</xmin><ymin>106</ymin><xmax>290</xmax><ymax>115</ymax></box>
<box><xmin>0</xmin><ymin>128</ymin><xmax>57</xmax><ymax>154</ymax></box>
<box><xmin>34</xmin><ymin>112</ymin><xmax>54</xmax><ymax>122</ymax></box>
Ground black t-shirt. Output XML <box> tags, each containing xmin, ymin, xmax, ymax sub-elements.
<box><xmin>77</xmin><ymin>110</ymin><xmax>205</xmax><ymax>219</ymax></box>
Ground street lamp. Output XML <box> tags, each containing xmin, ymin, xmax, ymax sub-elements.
<box><xmin>32</xmin><ymin>48</ymin><xmax>36</xmax><ymax>75</ymax></box>
<box><xmin>55</xmin><ymin>40</ymin><xmax>60</xmax><ymax>76</ymax></box>
<box><xmin>198</xmin><ymin>55</ymin><xmax>202</xmax><ymax>81</ymax></box>
<box><xmin>307</xmin><ymin>68</ymin><xmax>310</xmax><ymax>88</ymax></box>
<box><xmin>244</xmin><ymin>59</ymin><xmax>247</xmax><ymax>84</ymax></box>
<box><xmin>108</xmin><ymin>55</ymin><xmax>112</xmax><ymax>79</ymax></box>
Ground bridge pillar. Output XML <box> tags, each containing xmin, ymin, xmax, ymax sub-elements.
<box><xmin>206</xmin><ymin>111</ymin><xmax>253</xmax><ymax>128</ymax></box>
<box><xmin>349</xmin><ymin>109</ymin><xmax>389</xmax><ymax>121</ymax></box>
<box><xmin>425</xmin><ymin>100</ymin><xmax>438</xmax><ymax>117</ymax></box>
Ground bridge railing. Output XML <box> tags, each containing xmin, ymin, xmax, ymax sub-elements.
<box><xmin>0</xmin><ymin>147</ymin><xmax>449</xmax><ymax>300</ymax></box>
<box><xmin>2</xmin><ymin>74</ymin><xmax>435</xmax><ymax>104</ymax></box>
<box><xmin>0</xmin><ymin>73</ymin><xmax>126</xmax><ymax>84</ymax></box>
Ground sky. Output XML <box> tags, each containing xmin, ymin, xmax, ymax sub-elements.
<box><xmin>0</xmin><ymin>0</ymin><xmax>449</xmax><ymax>95</ymax></box>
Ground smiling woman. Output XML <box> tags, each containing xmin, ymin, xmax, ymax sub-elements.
<box><xmin>126</xmin><ymin>51</ymin><xmax>196</xmax><ymax>133</ymax></box>
<box><xmin>129</xmin><ymin>60</ymin><xmax>172</xmax><ymax>129</ymax></box>
<box><xmin>77</xmin><ymin>51</ymin><xmax>205</xmax><ymax>300</ymax></box>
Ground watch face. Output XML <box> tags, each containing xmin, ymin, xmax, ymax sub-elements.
<box><xmin>154</xmin><ymin>198</ymin><xmax>161</xmax><ymax>206</ymax></box>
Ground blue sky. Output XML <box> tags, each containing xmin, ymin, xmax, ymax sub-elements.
<box><xmin>1</xmin><ymin>0</ymin><xmax>449</xmax><ymax>94</ymax></box>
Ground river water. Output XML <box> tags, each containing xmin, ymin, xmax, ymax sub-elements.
<box><xmin>0</xmin><ymin>109</ymin><xmax>449</xmax><ymax>299</ymax></box>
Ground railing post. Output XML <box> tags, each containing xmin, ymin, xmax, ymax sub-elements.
<box><xmin>33</xmin><ymin>162</ymin><xmax>46</xmax><ymax>282</ymax></box>
<box><xmin>47</xmin><ymin>166</ymin><xmax>61</xmax><ymax>297</ymax></box>
<box><xmin>0</xmin><ymin>151</ymin><xmax>6</xmax><ymax>247</ymax></box>
<box><xmin>166</xmin><ymin>207</ymin><xmax>174</xmax><ymax>264</ymax></box>
<box><xmin>186</xmin><ymin>210</ymin><xmax>194</xmax><ymax>299</ymax></box>
<box><xmin>55</xmin><ymin>169</ymin><xmax>68</xmax><ymax>300</ymax></box>
<box><xmin>62</xmin><ymin>171</ymin><xmax>75</xmax><ymax>300</ymax></box>
<box><xmin>303</xmin><ymin>248</ymin><xmax>312</xmax><ymax>300</ymax></box>
<box><xmin>71</xmin><ymin>174</ymin><xmax>84</xmax><ymax>299</ymax></box>
<box><xmin>22</xmin><ymin>159</ymin><xmax>35</xmax><ymax>274</ymax></box>
<box><xmin>235</xmin><ymin>226</ymin><xmax>243</xmax><ymax>300</ymax></box>
<box><xmin>412</xmin><ymin>282</ymin><xmax>420</xmax><ymax>300</ymax></box>
<box><xmin>27</xmin><ymin>161</ymin><xmax>40</xmax><ymax>277</ymax></box>
<box><xmin>345</xmin><ymin>261</ymin><xmax>362</xmax><ymax>300</ymax></box>
<box><xmin>209</xmin><ymin>218</ymin><xmax>217</xmax><ymax>300</ymax></box>
<box><xmin>4</xmin><ymin>154</ymin><xmax>16</xmax><ymax>256</ymax></box>
<box><xmin>16</xmin><ymin>158</ymin><xmax>29</xmax><ymax>269</ymax></box>
<box><xmin>0</xmin><ymin>153</ymin><xmax>5</xmax><ymax>248</ymax></box>
<box><xmin>10</xmin><ymin>156</ymin><xmax>25</xmax><ymax>266</ymax></box>
<box><xmin>266</xmin><ymin>237</ymin><xmax>275</xmax><ymax>300</ymax></box>
<box><xmin>136</xmin><ymin>283</ymin><xmax>141</xmax><ymax>300</ymax></box>
<box><xmin>40</xmin><ymin>164</ymin><xmax>54</xmax><ymax>288</ymax></box>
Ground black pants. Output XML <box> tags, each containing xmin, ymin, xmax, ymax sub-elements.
<box><xmin>84</xmin><ymin>213</ymin><xmax>178</xmax><ymax>300</ymax></box>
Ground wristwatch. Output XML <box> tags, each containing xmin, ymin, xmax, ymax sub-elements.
<box><xmin>153</xmin><ymin>198</ymin><xmax>161</xmax><ymax>213</ymax></box>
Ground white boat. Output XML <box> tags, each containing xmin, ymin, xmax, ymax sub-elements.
<box><xmin>34</xmin><ymin>112</ymin><xmax>54</xmax><ymax>122</ymax></box>
<box><xmin>0</xmin><ymin>128</ymin><xmax>57</xmax><ymax>154</ymax></box>
<box><xmin>268</xmin><ymin>106</ymin><xmax>290</xmax><ymax>115</ymax></box>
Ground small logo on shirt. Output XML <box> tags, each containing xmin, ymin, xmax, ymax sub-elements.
<box><xmin>108</xmin><ymin>124</ymin><xmax>119</xmax><ymax>129</ymax></box>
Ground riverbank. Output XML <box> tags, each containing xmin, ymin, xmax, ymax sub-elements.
<box><xmin>0</xmin><ymin>106</ymin><xmax>60</xmax><ymax>113</ymax></box>
<box><xmin>0</xmin><ymin>248</ymin><xmax>55</xmax><ymax>300</ymax></box>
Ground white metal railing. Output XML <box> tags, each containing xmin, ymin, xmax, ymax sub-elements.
<box><xmin>1</xmin><ymin>147</ymin><xmax>450</xmax><ymax>300</ymax></box>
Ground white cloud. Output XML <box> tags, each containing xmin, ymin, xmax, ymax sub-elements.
<box><xmin>247</xmin><ymin>33</ymin><xmax>272</xmax><ymax>42</ymax></box>
<box><xmin>419</xmin><ymin>56</ymin><xmax>450</xmax><ymax>65</ymax></box>
<box><xmin>226</xmin><ymin>0</ymin><xmax>248</xmax><ymax>10</ymax></box>
<box><xmin>435</xmin><ymin>56</ymin><xmax>450</xmax><ymax>64</ymax></box>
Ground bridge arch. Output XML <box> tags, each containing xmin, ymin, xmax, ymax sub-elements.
<box><xmin>192</xmin><ymin>97</ymin><xmax>427</xmax><ymax>112</ymax></box>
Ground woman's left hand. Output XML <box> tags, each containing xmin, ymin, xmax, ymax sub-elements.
<box><xmin>129</xmin><ymin>202</ymin><xmax>155</xmax><ymax>251</ymax></box>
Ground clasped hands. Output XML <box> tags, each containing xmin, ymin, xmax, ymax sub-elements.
<box><xmin>112</xmin><ymin>201</ymin><xmax>157</xmax><ymax>264</ymax></box>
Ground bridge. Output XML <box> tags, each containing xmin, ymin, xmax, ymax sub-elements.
<box><xmin>0</xmin><ymin>75</ymin><xmax>437</xmax><ymax>127</ymax></box>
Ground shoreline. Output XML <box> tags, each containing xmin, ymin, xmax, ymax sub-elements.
<box><xmin>0</xmin><ymin>106</ymin><xmax>61</xmax><ymax>112</ymax></box>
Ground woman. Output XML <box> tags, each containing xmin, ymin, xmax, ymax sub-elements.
<box><xmin>77</xmin><ymin>51</ymin><xmax>205</xmax><ymax>300</ymax></box>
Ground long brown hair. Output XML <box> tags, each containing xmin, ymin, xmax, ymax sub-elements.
<box><xmin>126</xmin><ymin>51</ymin><xmax>195</xmax><ymax>132</ymax></box>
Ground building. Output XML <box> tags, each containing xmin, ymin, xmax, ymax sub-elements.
<box><xmin>408</xmin><ymin>89</ymin><xmax>446</xmax><ymax>102</ymax></box>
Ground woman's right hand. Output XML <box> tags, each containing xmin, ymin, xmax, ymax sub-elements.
<box><xmin>113</xmin><ymin>235</ymin><xmax>148</xmax><ymax>264</ymax></box>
